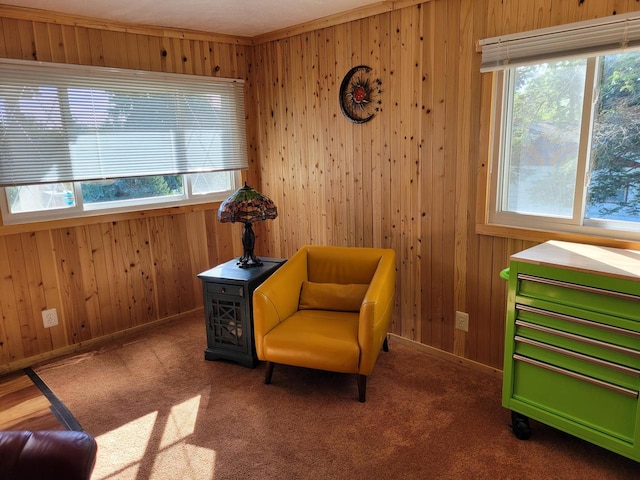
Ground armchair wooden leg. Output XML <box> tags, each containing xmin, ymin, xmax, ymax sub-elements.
<box><xmin>383</xmin><ymin>336</ymin><xmax>389</xmax><ymax>352</ymax></box>
<box><xmin>265</xmin><ymin>361</ymin><xmax>275</xmax><ymax>384</ymax></box>
<box><xmin>357</xmin><ymin>374</ymin><xmax>367</xmax><ymax>403</ymax></box>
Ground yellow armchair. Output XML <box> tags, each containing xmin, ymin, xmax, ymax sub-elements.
<box><xmin>253</xmin><ymin>245</ymin><xmax>396</xmax><ymax>402</ymax></box>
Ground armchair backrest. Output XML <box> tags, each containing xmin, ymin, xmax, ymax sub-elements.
<box><xmin>305</xmin><ymin>245</ymin><xmax>384</xmax><ymax>284</ymax></box>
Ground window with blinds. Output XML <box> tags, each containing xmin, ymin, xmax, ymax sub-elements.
<box><xmin>0</xmin><ymin>59</ymin><xmax>247</xmax><ymax>224</ymax></box>
<box><xmin>481</xmin><ymin>12</ymin><xmax>640</xmax><ymax>241</ymax></box>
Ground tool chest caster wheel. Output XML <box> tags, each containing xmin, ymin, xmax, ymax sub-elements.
<box><xmin>511</xmin><ymin>411</ymin><xmax>531</xmax><ymax>440</ymax></box>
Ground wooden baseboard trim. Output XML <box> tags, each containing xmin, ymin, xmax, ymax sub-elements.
<box><xmin>389</xmin><ymin>334</ymin><xmax>503</xmax><ymax>380</ymax></box>
<box><xmin>0</xmin><ymin>309</ymin><xmax>204</xmax><ymax>375</ymax></box>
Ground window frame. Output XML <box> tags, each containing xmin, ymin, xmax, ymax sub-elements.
<box><xmin>0</xmin><ymin>171</ymin><xmax>241</xmax><ymax>225</ymax></box>
<box><xmin>482</xmin><ymin>54</ymin><xmax>640</xmax><ymax>243</ymax></box>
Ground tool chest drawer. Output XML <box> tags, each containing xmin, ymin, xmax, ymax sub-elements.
<box><xmin>513</xmin><ymin>333</ymin><xmax>640</xmax><ymax>391</ymax></box>
<box><xmin>515</xmin><ymin>266</ymin><xmax>640</xmax><ymax>323</ymax></box>
<box><xmin>514</xmin><ymin>306</ymin><xmax>640</xmax><ymax>371</ymax></box>
<box><xmin>502</xmin><ymin>241</ymin><xmax>640</xmax><ymax>463</ymax></box>
<box><xmin>512</xmin><ymin>355</ymin><xmax>637</xmax><ymax>442</ymax></box>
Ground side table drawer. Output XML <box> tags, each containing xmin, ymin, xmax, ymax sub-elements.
<box><xmin>207</xmin><ymin>282</ymin><xmax>244</xmax><ymax>297</ymax></box>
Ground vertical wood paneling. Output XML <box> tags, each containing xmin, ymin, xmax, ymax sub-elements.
<box><xmin>34</xmin><ymin>231</ymin><xmax>67</xmax><ymax>350</ymax></box>
<box><xmin>2</xmin><ymin>0</ymin><xmax>640</xmax><ymax>372</ymax></box>
<box><xmin>134</xmin><ymin>34</ymin><xmax>152</xmax><ymax>71</ymax></box>
<box><xmin>369</xmin><ymin>15</ymin><xmax>385</xmax><ymax>250</ymax></box>
<box><xmin>47</xmin><ymin>24</ymin><xmax>66</xmax><ymax>62</ymax></box>
<box><xmin>418</xmin><ymin>5</ymin><xmax>433</xmax><ymax>344</ymax></box>
<box><xmin>453</xmin><ymin>0</ymin><xmax>473</xmax><ymax>358</ymax></box>
<box><xmin>74</xmin><ymin>226</ymin><xmax>101</xmax><ymax>338</ymax></box>
<box><xmin>0</xmin><ymin>20</ymin><xmax>7</xmax><ymax>57</ymax></box>
<box><xmin>2</xmin><ymin>18</ymin><xmax>29</xmax><ymax>59</ymax></box>
<box><xmin>32</xmin><ymin>22</ymin><xmax>51</xmax><ymax>61</ymax></box>
<box><xmin>184</xmin><ymin>211</ymin><xmax>211</xmax><ymax>305</ymax></box>
<box><xmin>96</xmin><ymin>223</ymin><xmax>127</xmax><ymax>334</ymax></box>
<box><xmin>20</xmin><ymin>233</ymin><xmax>51</xmax><ymax>355</ymax></box>
<box><xmin>61</xmin><ymin>25</ymin><xmax>80</xmax><ymax>64</ymax></box>
<box><xmin>86</xmin><ymin>29</ymin><xmax>105</xmax><ymax>66</ymax></box>
<box><xmin>429</xmin><ymin>3</ymin><xmax>446</xmax><ymax>349</ymax></box>
<box><xmin>250</xmin><ymin>0</ymin><xmax>640</xmax><ymax>369</ymax></box>
<box><xmin>0</xmin><ymin>11</ymin><xmax>251</xmax><ymax>372</ymax></box>
<box><xmin>74</xmin><ymin>27</ymin><xmax>93</xmax><ymax>65</ymax></box>
<box><xmin>113</xmin><ymin>219</ymin><xmax>155</xmax><ymax>328</ymax></box>
<box><xmin>0</xmin><ymin>236</ymin><xmax>24</xmax><ymax>363</ymax></box>
<box><xmin>150</xmin><ymin>215</ymin><xmax>191</xmax><ymax>318</ymax></box>
<box><xmin>51</xmin><ymin>228</ymin><xmax>95</xmax><ymax>342</ymax></box>
<box><xmin>332</xmin><ymin>25</ymin><xmax>348</xmax><ymax>247</ymax></box>
<box><xmin>5</xmin><ymin>234</ymin><xmax>41</xmax><ymax>358</ymax></box>
<box><xmin>86</xmin><ymin>224</ymin><xmax>114</xmax><ymax>337</ymax></box>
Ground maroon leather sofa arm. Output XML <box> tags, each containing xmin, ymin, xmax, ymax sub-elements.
<box><xmin>0</xmin><ymin>430</ymin><xmax>97</xmax><ymax>480</ymax></box>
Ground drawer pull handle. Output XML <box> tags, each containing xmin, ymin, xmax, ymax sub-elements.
<box><xmin>517</xmin><ymin>274</ymin><xmax>640</xmax><ymax>303</ymax></box>
<box><xmin>517</xmin><ymin>304</ymin><xmax>640</xmax><ymax>340</ymax></box>
<box><xmin>513</xmin><ymin>354</ymin><xmax>639</xmax><ymax>399</ymax></box>
<box><xmin>515</xmin><ymin>319</ymin><xmax>640</xmax><ymax>359</ymax></box>
<box><xmin>514</xmin><ymin>335</ymin><xmax>640</xmax><ymax>377</ymax></box>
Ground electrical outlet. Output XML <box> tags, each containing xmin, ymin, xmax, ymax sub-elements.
<box><xmin>42</xmin><ymin>308</ymin><xmax>59</xmax><ymax>328</ymax></box>
<box><xmin>455</xmin><ymin>311</ymin><xmax>469</xmax><ymax>332</ymax></box>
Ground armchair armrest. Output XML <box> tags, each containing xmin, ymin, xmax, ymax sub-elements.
<box><xmin>358</xmin><ymin>249</ymin><xmax>396</xmax><ymax>375</ymax></box>
<box><xmin>0</xmin><ymin>430</ymin><xmax>97</xmax><ymax>480</ymax></box>
<box><xmin>253</xmin><ymin>248</ymin><xmax>307</xmax><ymax>359</ymax></box>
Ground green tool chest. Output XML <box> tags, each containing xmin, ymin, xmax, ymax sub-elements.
<box><xmin>502</xmin><ymin>240</ymin><xmax>640</xmax><ymax>462</ymax></box>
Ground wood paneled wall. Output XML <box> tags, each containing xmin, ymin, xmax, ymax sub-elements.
<box><xmin>249</xmin><ymin>0</ymin><xmax>640</xmax><ymax>369</ymax></box>
<box><xmin>0</xmin><ymin>12</ymin><xmax>247</xmax><ymax>372</ymax></box>
<box><xmin>2</xmin><ymin>0</ymin><xmax>640</xmax><ymax>373</ymax></box>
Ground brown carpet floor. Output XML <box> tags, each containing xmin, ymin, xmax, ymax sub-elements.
<box><xmin>36</xmin><ymin>313</ymin><xmax>638</xmax><ymax>480</ymax></box>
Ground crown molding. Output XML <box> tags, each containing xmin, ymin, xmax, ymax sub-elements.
<box><xmin>0</xmin><ymin>4</ymin><xmax>253</xmax><ymax>45</ymax></box>
<box><xmin>252</xmin><ymin>0</ymin><xmax>430</xmax><ymax>44</ymax></box>
<box><xmin>0</xmin><ymin>1</ymin><xmax>431</xmax><ymax>47</ymax></box>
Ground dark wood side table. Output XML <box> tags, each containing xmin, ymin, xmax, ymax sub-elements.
<box><xmin>198</xmin><ymin>257</ymin><xmax>286</xmax><ymax>368</ymax></box>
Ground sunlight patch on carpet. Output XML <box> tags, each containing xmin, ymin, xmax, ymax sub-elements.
<box><xmin>154</xmin><ymin>395</ymin><xmax>216</xmax><ymax>480</ymax></box>
<box><xmin>94</xmin><ymin>411</ymin><xmax>158</xmax><ymax>479</ymax></box>
<box><xmin>92</xmin><ymin>396</ymin><xmax>216</xmax><ymax>480</ymax></box>
<box><xmin>152</xmin><ymin>443</ymin><xmax>216</xmax><ymax>480</ymax></box>
<box><xmin>160</xmin><ymin>395</ymin><xmax>200</xmax><ymax>449</ymax></box>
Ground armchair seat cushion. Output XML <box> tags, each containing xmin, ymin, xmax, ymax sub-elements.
<box><xmin>262</xmin><ymin>310</ymin><xmax>360</xmax><ymax>374</ymax></box>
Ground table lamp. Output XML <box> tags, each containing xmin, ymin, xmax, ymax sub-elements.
<box><xmin>217</xmin><ymin>182</ymin><xmax>278</xmax><ymax>268</ymax></box>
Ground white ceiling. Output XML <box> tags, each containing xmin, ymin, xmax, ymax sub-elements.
<box><xmin>2</xmin><ymin>0</ymin><xmax>385</xmax><ymax>37</ymax></box>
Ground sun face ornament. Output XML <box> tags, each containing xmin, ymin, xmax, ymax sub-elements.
<box><xmin>339</xmin><ymin>65</ymin><xmax>382</xmax><ymax>124</ymax></box>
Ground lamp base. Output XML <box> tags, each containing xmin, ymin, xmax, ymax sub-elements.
<box><xmin>237</xmin><ymin>222</ymin><xmax>263</xmax><ymax>269</ymax></box>
<box><xmin>236</xmin><ymin>256</ymin><xmax>264</xmax><ymax>269</ymax></box>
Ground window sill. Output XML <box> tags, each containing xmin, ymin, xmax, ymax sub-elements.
<box><xmin>0</xmin><ymin>202</ymin><xmax>221</xmax><ymax>237</ymax></box>
<box><xmin>476</xmin><ymin>223</ymin><xmax>640</xmax><ymax>251</ymax></box>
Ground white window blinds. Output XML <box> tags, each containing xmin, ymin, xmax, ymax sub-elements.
<box><xmin>0</xmin><ymin>59</ymin><xmax>248</xmax><ymax>186</ymax></box>
<box><xmin>479</xmin><ymin>11</ymin><xmax>640</xmax><ymax>72</ymax></box>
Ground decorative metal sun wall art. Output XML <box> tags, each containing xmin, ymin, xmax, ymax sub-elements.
<box><xmin>339</xmin><ymin>65</ymin><xmax>382</xmax><ymax>124</ymax></box>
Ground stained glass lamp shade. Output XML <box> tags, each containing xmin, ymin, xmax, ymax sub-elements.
<box><xmin>217</xmin><ymin>182</ymin><xmax>278</xmax><ymax>268</ymax></box>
